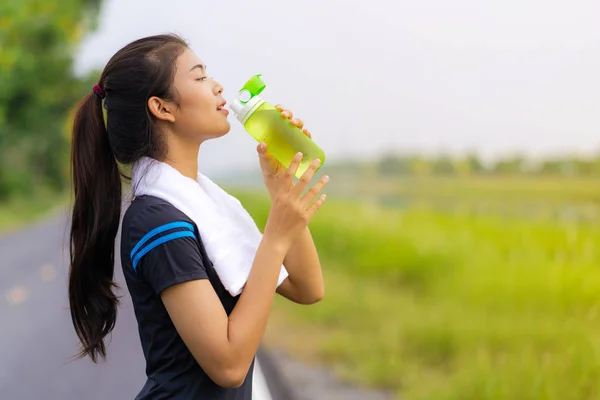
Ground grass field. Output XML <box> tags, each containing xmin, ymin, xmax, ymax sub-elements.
<box><xmin>233</xmin><ymin>176</ymin><xmax>600</xmax><ymax>400</ymax></box>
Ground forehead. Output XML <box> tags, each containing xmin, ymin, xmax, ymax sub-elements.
<box><xmin>176</xmin><ymin>49</ymin><xmax>206</xmax><ymax>75</ymax></box>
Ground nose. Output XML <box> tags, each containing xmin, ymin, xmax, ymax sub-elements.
<box><xmin>214</xmin><ymin>79</ymin><xmax>224</xmax><ymax>95</ymax></box>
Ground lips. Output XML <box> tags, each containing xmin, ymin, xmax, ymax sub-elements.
<box><xmin>217</xmin><ymin>100</ymin><xmax>228</xmax><ymax>115</ymax></box>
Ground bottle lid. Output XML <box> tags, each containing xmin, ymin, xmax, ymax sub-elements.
<box><xmin>241</xmin><ymin>74</ymin><xmax>266</xmax><ymax>99</ymax></box>
<box><xmin>229</xmin><ymin>74</ymin><xmax>267</xmax><ymax>123</ymax></box>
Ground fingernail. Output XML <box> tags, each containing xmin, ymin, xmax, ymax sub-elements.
<box><xmin>313</xmin><ymin>159</ymin><xmax>321</xmax><ymax>166</ymax></box>
<box><xmin>296</xmin><ymin>152</ymin><xmax>303</xmax><ymax>159</ymax></box>
<box><xmin>322</xmin><ymin>194</ymin><xmax>327</xmax><ymax>201</ymax></box>
<box><xmin>323</xmin><ymin>175</ymin><xmax>329</xmax><ymax>182</ymax></box>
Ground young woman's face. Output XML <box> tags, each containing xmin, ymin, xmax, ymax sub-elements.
<box><xmin>169</xmin><ymin>49</ymin><xmax>231</xmax><ymax>141</ymax></box>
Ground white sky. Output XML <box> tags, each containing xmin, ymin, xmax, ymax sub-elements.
<box><xmin>76</xmin><ymin>0</ymin><xmax>600</xmax><ymax>174</ymax></box>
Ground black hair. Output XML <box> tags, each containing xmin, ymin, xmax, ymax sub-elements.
<box><xmin>68</xmin><ymin>34</ymin><xmax>188</xmax><ymax>362</ymax></box>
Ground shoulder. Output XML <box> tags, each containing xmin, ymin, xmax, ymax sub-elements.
<box><xmin>122</xmin><ymin>195</ymin><xmax>198</xmax><ymax>262</ymax></box>
<box><xmin>123</xmin><ymin>195</ymin><xmax>194</xmax><ymax>232</ymax></box>
<box><xmin>121</xmin><ymin>195</ymin><xmax>208</xmax><ymax>294</ymax></box>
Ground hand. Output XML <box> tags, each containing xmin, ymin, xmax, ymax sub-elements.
<box><xmin>257</xmin><ymin>104</ymin><xmax>312</xmax><ymax>200</ymax></box>
<box><xmin>263</xmin><ymin>152</ymin><xmax>329</xmax><ymax>252</ymax></box>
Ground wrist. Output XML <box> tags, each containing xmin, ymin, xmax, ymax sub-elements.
<box><xmin>265</xmin><ymin>186</ymin><xmax>276</xmax><ymax>200</ymax></box>
<box><xmin>261</xmin><ymin>231</ymin><xmax>291</xmax><ymax>257</ymax></box>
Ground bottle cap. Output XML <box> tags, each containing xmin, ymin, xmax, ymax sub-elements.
<box><xmin>229</xmin><ymin>74</ymin><xmax>267</xmax><ymax>123</ymax></box>
<box><xmin>241</xmin><ymin>74</ymin><xmax>266</xmax><ymax>100</ymax></box>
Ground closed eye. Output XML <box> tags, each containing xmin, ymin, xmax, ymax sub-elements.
<box><xmin>196</xmin><ymin>76</ymin><xmax>208</xmax><ymax>82</ymax></box>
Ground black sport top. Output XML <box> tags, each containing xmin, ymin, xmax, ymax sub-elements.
<box><xmin>120</xmin><ymin>195</ymin><xmax>254</xmax><ymax>399</ymax></box>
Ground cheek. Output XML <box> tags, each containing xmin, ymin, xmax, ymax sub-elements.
<box><xmin>176</xmin><ymin>85</ymin><xmax>222</xmax><ymax>131</ymax></box>
<box><xmin>188</xmin><ymin>89</ymin><xmax>215</xmax><ymax>115</ymax></box>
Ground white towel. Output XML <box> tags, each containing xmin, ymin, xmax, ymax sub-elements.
<box><xmin>131</xmin><ymin>156</ymin><xmax>289</xmax><ymax>296</ymax></box>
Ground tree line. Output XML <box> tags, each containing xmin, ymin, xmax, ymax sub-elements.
<box><xmin>376</xmin><ymin>152</ymin><xmax>600</xmax><ymax>177</ymax></box>
<box><xmin>0</xmin><ymin>0</ymin><xmax>102</xmax><ymax>200</ymax></box>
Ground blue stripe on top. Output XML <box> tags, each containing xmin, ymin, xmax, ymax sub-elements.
<box><xmin>130</xmin><ymin>221</ymin><xmax>196</xmax><ymax>272</ymax></box>
<box><xmin>130</xmin><ymin>221</ymin><xmax>194</xmax><ymax>259</ymax></box>
<box><xmin>132</xmin><ymin>231</ymin><xmax>196</xmax><ymax>271</ymax></box>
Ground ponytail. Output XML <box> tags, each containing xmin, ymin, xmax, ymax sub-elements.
<box><xmin>68</xmin><ymin>89</ymin><xmax>121</xmax><ymax>363</ymax></box>
<box><xmin>66</xmin><ymin>34</ymin><xmax>190</xmax><ymax>362</ymax></box>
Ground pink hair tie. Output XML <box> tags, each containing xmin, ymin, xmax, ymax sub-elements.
<box><xmin>92</xmin><ymin>84</ymin><xmax>106</xmax><ymax>99</ymax></box>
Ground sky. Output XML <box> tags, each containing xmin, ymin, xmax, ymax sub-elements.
<box><xmin>75</xmin><ymin>0</ymin><xmax>600</xmax><ymax>174</ymax></box>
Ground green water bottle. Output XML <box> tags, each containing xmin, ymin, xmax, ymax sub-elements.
<box><xmin>229</xmin><ymin>74</ymin><xmax>326</xmax><ymax>179</ymax></box>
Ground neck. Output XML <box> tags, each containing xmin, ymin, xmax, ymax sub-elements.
<box><xmin>164</xmin><ymin>138</ymin><xmax>201</xmax><ymax>181</ymax></box>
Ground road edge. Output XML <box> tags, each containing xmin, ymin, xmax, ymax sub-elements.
<box><xmin>257</xmin><ymin>347</ymin><xmax>297</xmax><ymax>400</ymax></box>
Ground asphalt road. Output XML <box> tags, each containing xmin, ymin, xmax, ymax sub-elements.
<box><xmin>0</xmin><ymin>211</ymin><xmax>283</xmax><ymax>400</ymax></box>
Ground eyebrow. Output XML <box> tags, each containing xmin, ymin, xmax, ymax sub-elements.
<box><xmin>189</xmin><ymin>64</ymin><xmax>206</xmax><ymax>72</ymax></box>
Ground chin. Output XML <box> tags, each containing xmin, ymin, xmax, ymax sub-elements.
<box><xmin>216</xmin><ymin>120</ymin><xmax>231</xmax><ymax>136</ymax></box>
<box><xmin>203</xmin><ymin>122</ymin><xmax>231</xmax><ymax>141</ymax></box>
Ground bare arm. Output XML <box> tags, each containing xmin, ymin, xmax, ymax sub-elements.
<box><xmin>161</xmin><ymin>236</ymin><xmax>287</xmax><ymax>388</ymax></box>
<box><xmin>277</xmin><ymin>227</ymin><xmax>324</xmax><ymax>304</ymax></box>
<box><xmin>159</xmin><ymin>154</ymin><xmax>327</xmax><ymax>388</ymax></box>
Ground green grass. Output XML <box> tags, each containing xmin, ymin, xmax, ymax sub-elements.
<box><xmin>0</xmin><ymin>189</ymin><xmax>68</xmax><ymax>234</ymax></box>
<box><xmin>326</xmin><ymin>173</ymin><xmax>600</xmax><ymax>202</ymax></box>
<box><xmin>234</xmin><ymin>188</ymin><xmax>600</xmax><ymax>400</ymax></box>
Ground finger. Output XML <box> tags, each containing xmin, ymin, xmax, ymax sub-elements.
<box><xmin>301</xmin><ymin>175</ymin><xmax>329</xmax><ymax>208</ymax></box>
<box><xmin>275</xmin><ymin>104</ymin><xmax>284</xmax><ymax>112</ymax></box>
<box><xmin>302</xmin><ymin>128</ymin><xmax>312</xmax><ymax>139</ymax></box>
<box><xmin>280</xmin><ymin>108</ymin><xmax>293</xmax><ymax>120</ymax></box>
<box><xmin>306</xmin><ymin>194</ymin><xmax>327</xmax><ymax>220</ymax></box>
<box><xmin>257</xmin><ymin>142</ymin><xmax>275</xmax><ymax>175</ymax></box>
<box><xmin>290</xmin><ymin>118</ymin><xmax>304</xmax><ymax>130</ymax></box>
<box><xmin>284</xmin><ymin>152</ymin><xmax>304</xmax><ymax>183</ymax></box>
<box><xmin>256</xmin><ymin>141</ymin><xmax>268</xmax><ymax>154</ymax></box>
<box><xmin>292</xmin><ymin>158</ymin><xmax>321</xmax><ymax>196</ymax></box>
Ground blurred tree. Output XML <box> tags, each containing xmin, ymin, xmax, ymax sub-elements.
<box><xmin>409</xmin><ymin>156</ymin><xmax>431</xmax><ymax>176</ymax></box>
<box><xmin>538</xmin><ymin>156</ymin><xmax>594</xmax><ymax>176</ymax></box>
<box><xmin>378</xmin><ymin>154</ymin><xmax>411</xmax><ymax>176</ymax></box>
<box><xmin>492</xmin><ymin>155</ymin><xmax>525</xmax><ymax>174</ymax></box>
<box><xmin>0</xmin><ymin>0</ymin><xmax>102</xmax><ymax>199</ymax></box>
<box><xmin>592</xmin><ymin>155</ymin><xmax>600</xmax><ymax>176</ymax></box>
<box><xmin>539</xmin><ymin>158</ymin><xmax>568</xmax><ymax>175</ymax></box>
<box><xmin>431</xmin><ymin>154</ymin><xmax>455</xmax><ymax>175</ymax></box>
<box><xmin>454</xmin><ymin>157</ymin><xmax>470</xmax><ymax>176</ymax></box>
<box><xmin>572</xmin><ymin>157</ymin><xmax>594</xmax><ymax>176</ymax></box>
<box><xmin>465</xmin><ymin>153</ymin><xmax>485</xmax><ymax>173</ymax></box>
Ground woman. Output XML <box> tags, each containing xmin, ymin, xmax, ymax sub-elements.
<box><xmin>68</xmin><ymin>34</ymin><xmax>328</xmax><ymax>399</ymax></box>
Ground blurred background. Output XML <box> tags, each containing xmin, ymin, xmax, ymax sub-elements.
<box><xmin>2</xmin><ymin>0</ymin><xmax>600</xmax><ymax>399</ymax></box>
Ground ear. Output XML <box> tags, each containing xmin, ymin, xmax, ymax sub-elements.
<box><xmin>147</xmin><ymin>96</ymin><xmax>176</xmax><ymax>123</ymax></box>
